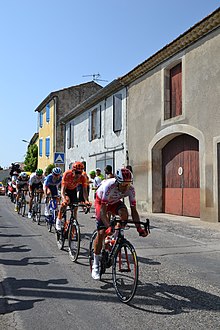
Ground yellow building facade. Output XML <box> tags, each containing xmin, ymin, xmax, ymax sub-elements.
<box><xmin>38</xmin><ymin>99</ymin><xmax>55</xmax><ymax>171</ymax></box>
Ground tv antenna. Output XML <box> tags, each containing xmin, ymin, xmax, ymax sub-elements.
<box><xmin>82</xmin><ymin>73</ymin><xmax>108</xmax><ymax>82</ymax></box>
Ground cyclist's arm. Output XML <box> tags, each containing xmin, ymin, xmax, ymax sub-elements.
<box><xmin>82</xmin><ymin>186</ymin><xmax>89</xmax><ymax>203</ymax></box>
<box><xmin>61</xmin><ymin>184</ymin><xmax>67</xmax><ymax>201</ymax></box>
<box><xmin>130</xmin><ymin>205</ymin><xmax>141</xmax><ymax>229</ymax></box>
<box><xmin>131</xmin><ymin>205</ymin><xmax>148</xmax><ymax>237</ymax></box>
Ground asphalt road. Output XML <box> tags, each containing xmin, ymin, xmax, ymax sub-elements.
<box><xmin>0</xmin><ymin>195</ymin><xmax>220</xmax><ymax>330</ymax></box>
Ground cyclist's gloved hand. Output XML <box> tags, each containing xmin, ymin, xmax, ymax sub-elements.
<box><xmin>105</xmin><ymin>226</ymin><xmax>113</xmax><ymax>236</ymax></box>
<box><xmin>137</xmin><ymin>227</ymin><xmax>148</xmax><ymax>237</ymax></box>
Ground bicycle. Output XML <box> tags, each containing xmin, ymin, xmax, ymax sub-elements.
<box><xmin>17</xmin><ymin>189</ymin><xmax>28</xmax><ymax>217</ymax></box>
<box><xmin>56</xmin><ymin>203</ymin><xmax>90</xmax><ymax>262</ymax></box>
<box><xmin>32</xmin><ymin>190</ymin><xmax>43</xmax><ymax>225</ymax></box>
<box><xmin>89</xmin><ymin>217</ymin><xmax>150</xmax><ymax>303</ymax></box>
<box><xmin>45</xmin><ymin>195</ymin><xmax>59</xmax><ymax>232</ymax></box>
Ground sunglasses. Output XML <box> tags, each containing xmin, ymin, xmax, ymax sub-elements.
<box><xmin>119</xmin><ymin>182</ymin><xmax>131</xmax><ymax>187</ymax></box>
<box><xmin>75</xmin><ymin>170</ymin><xmax>82</xmax><ymax>175</ymax></box>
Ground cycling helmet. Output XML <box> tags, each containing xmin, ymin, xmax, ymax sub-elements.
<box><xmin>52</xmin><ymin>167</ymin><xmax>62</xmax><ymax>175</ymax></box>
<box><xmin>35</xmin><ymin>169</ymin><xmax>43</xmax><ymax>176</ymax></box>
<box><xmin>20</xmin><ymin>172</ymin><xmax>28</xmax><ymax>179</ymax></box>
<box><xmin>72</xmin><ymin>161</ymin><xmax>84</xmax><ymax>172</ymax></box>
<box><xmin>115</xmin><ymin>168</ymin><xmax>133</xmax><ymax>183</ymax></box>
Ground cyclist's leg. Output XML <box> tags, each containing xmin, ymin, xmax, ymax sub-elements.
<box><xmin>91</xmin><ymin>197</ymin><xmax>108</xmax><ymax>280</ymax></box>
<box><xmin>28</xmin><ymin>185</ymin><xmax>35</xmax><ymax>218</ymax></box>
<box><xmin>15</xmin><ymin>186</ymin><xmax>21</xmax><ymax>212</ymax></box>
<box><xmin>44</xmin><ymin>186</ymin><xmax>53</xmax><ymax>216</ymax></box>
<box><xmin>56</xmin><ymin>187</ymin><xmax>67</xmax><ymax>230</ymax></box>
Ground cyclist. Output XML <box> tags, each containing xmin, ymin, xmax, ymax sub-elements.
<box><xmin>28</xmin><ymin>169</ymin><xmax>44</xmax><ymax>219</ymax></box>
<box><xmin>91</xmin><ymin>167</ymin><xmax>148</xmax><ymax>280</ymax></box>
<box><xmin>43</xmin><ymin>167</ymin><xmax>62</xmax><ymax>216</ymax></box>
<box><xmin>55</xmin><ymin>161</ymin><xmax>90</xmax><ymax>231</ymax></box>
<box><xmin>14</xmin><ymin>172</ymin><xmax>30</xmax><ymax>212</ymax></box>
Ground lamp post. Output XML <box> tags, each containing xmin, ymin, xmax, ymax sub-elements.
<box><xmin>22</xmin><ymin>139</ymin><xmax>30</xmax><ymax>144</ymax></box>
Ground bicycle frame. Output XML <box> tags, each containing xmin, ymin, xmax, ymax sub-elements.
<box><xmin>56</xmin><ymin>203</ymin><xmax>90</xmax><ymax>262</ymax></box>
<box><xmin>89</xmin><ymin>217</ymin><xmax>150</xmax><ymax>303</ymax></box>
<box><xmin>17</xmin><ymin>189</ymin><xmax>28</xmax><ymax>217</ymax></box>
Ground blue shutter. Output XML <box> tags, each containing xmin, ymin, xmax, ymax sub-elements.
<box><xmin>39</xmin><ymin>139</ymin><xmax>43</xmax><ymax>157</ymax></box>
<box><xmin>46</xmin><ymin>104</ymin><xmax>50</xmax><ymax>122</ymax></box>
<box><xmin>39</xmin><ymin>112</ymin><xmax>43</xmax><ymax>128</ymax></box>
<box><xmin>45</xmin><ymin>137</ymin><xmax>50</xmax><ymax>157</ymax></box>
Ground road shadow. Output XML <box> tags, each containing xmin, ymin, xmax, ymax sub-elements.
<box><xmin>0</xmin><ymin>244</ymin><xmax>31</xmax><ymax>253</ymax></box>
<box><xmin>129</xmin><ymin>281</ymin><xmax>220</xmax><ymax>314</ymax></box>
<box><xmin>1</xmin><ymin>275</ymin><xmax>220</xmax><ymax>316</ymax></box>
<box><xmin>0</xmin><ymin>256</ymin><xmax>53</xmax><ymax>266</ymax></box>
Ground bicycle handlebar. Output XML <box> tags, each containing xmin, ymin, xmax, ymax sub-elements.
<box><xmin>110</xmin><ymin>217</ymin><xmax>150</xmax><ymax>234</ymax></box>
<box><xmin>66</xmin><ymin>203</ymin><xmax>91</xmax><ymax>214</ymax></box>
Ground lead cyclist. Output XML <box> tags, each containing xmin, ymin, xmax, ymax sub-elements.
<box><xmin>92</xmin><ymin>167</ymin><xmax>148</xmax><ymax>280</ymax></box>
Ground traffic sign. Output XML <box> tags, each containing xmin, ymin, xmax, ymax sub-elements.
<box><xmin>54</xmin><ymin>152</ymin><xmax>65</xmax><ymax>164</ymax></box>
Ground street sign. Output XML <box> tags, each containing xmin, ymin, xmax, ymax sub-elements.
<box><xmin>54</xmin><ymin>152</ymin><xmax>65</xmax><ymax>164</ymax></box>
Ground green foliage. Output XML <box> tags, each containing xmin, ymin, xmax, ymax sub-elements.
<box><xmin>24</xmin><ymin>144</ymin><xmax>38</xmax><ymax>172</ymax></box>
<box><xmin>0</xmin><ymin>165</ymin><xmax>3</xmax><ymax>170</ymax></box>
<box><xmin>44</xmin><ymin>164</ymin><xmax>55</xmax><ymax>176</ymax></box>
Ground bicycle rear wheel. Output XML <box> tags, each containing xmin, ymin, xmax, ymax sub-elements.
<box><xmin>88</xmin><ymin>230</ymin><xmax>97</xmax><ymax>272</ymax></box>
<box><xmin>36</xmin><ymin>203</ymin><xmax>41</xmax><ymax>225</ymax></box>
<box><xmin>21</xmin><ymin>198</ymin><xmax>26</xmax><ymax>217</ymax></box>
<box><xmin>112</xmin><ymin>241</ymin><xmax>138</xmax><ymax>303</ymax></box>
<box><xmin>68</xmin><ymin>219</ymin><xmax>80</xmax><ymax>262</ymax></box>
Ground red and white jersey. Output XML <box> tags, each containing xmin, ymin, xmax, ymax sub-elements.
<box><xmin>96</xmin><ymin>178</ymin><xmax>136</xmax><ymax>206</ymax></box>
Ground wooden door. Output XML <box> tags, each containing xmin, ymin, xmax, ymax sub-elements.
<box><xmin>162</xmin><ymin>134</ymin><xmax>200</xmax><ymax>217</ymax></box>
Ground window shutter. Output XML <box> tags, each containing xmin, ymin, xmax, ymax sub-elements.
<box><xmin>88</xmin><ymin>112</ymin><xmax>92</xmax><ymax>141</ymax></box>
<box><xmin>39</xmin><ymin>112</ymin><xmax>43</xmax><ymax>128</ymax></box>
<box><xmin>71</xmin><ymin>121</ymin><xmax>74</xmax><ymax>147</ymax></box>
<box><xmin>97</xmin><ymin>105</ymin><xmax>101</xmax><ymax>139</ymax></box>
<box><xmin>113</xmin><ymin>94</ymin><xmax>122</xmax><ymax>132</ymax></box>
<box><xmin>67</xmin><ymin>124</ymin><xmax>70</xmax><ymax>149</ymax></box>
<box><xmin>45</xmin><ymin>137</ymin><xmax>50</xmax><ymax>157</ymax></box>
<box><xmin>46</xmin><ymin>104</ymin><xmax>50</xmax><ymax>122</ymax></box>
<box><xmin>39</xmin><ymin>139</ymin><xmax>43</xmax><ymax>157</ymax></box>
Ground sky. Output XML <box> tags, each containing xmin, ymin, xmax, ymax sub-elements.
<box><xmin>0</xmin><ymin>0</ymin><xmax>219</xmax><ymax>168</ymax></box>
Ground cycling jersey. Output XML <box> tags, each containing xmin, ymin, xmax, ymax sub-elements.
<box><xmin>29</xmin><ymin>173</ymin><xmax>44</xmax><ymax>186</ymax></box>
<box><xmin>16</xmin><ymin>177</ymin><xmax>29</xmax><ymax>186</ymax></box>
<box><xmin>96</xmin><ymin>178</ymin><xmax>136</xmax><ymax>206</ymax></box>
<box><xmin>62</xmin><ymin>170</ymin><xmax>87</xmax><ymax>190</ymax></box>
<box><xmin>44</xmin><ymin>174</ymin><xmax>62</xmax><ymax>187</ymax></box>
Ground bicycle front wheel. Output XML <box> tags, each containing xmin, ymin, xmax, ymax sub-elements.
<box><xmin>68</xmin><ymin>219</ymin><xmax>80</xmax><ymax>262</ymax></box>
<box><xmin>112</xmin><ymin>241</ymin><xmax>138</xmax><ymax>303</ymax></box>
<box><xmin>88</xmin><ymin>230</ymin><xmax>97</xmax><ymax>272</ymax></box>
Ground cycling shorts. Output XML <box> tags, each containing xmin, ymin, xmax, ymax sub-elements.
<box><xmin>95</xmin><ymin>196</ymin><xmax>127</xmax><ymax>229</ymax></box>
<box><xmin>65</xmin><ymin>188</ymin><xmax>78</xmax><ymax>204</ymax></box>
<box><xmin>48</xmin><ymin>185</ymin><xmax>59</xmax><ymax>197</ymax></box>
<box><xmin>30</xmin><ymin>183</ymin><xmax>43</xmax><ymax>195</ymax></box>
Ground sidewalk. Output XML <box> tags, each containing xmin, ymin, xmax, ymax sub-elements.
<box><xmin>139</xmin><ymin>212</ymin><xmax>220</xmax><ymax>232</ymax></box>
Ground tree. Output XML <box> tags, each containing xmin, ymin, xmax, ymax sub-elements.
<box><xmin>44</xmin><ymin>164</ymin><xmax>55</xmax><ymax>176</ymax></box>
<box><xmin>24</xmin><ymin>144</ymin><xmax>38</xmax><ymax>172</ymax></box>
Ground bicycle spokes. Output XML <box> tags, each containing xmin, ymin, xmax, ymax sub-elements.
<box><xmin>68</xmin><ymin>221</ymin><xmax>80</xmax><ymax>262</ymax></box>
<box><xmin>112</xmin><ymin>242</ymin><xmax>138</xmax><ymax>303</ymax></box>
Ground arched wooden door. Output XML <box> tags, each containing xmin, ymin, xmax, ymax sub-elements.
<box><xmin>162</xmin><ymin>134</ymin><xmax>200</xmax><ymax>217</ymax></box>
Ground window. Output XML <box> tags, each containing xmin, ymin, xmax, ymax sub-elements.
<box><xmin>113</xmin><ymin>94</ymin><xmax>122</xmax><ymax>132</ymax></box>
<box><xmin>164</xmin><ymin>62</ymin><xmax>182</xmax><ymax>119</ymax></box>
<box><xmin>39</xmin><ymin>139</ymin><xmax>43</xmax><ymax>157</ymax></box>
<box><xmin>67</xmin><ymin>121</ymin><xmax>74</xmax><ymax>149</ymax></box>
<box><xmin>46</xmin><ymin>104</ymin><xmax>50</xmax><ymax>123</ymax></box>
<box><xmin>96</xmin><ymin>152</ymin><xmax>114</xmax><ymax>176</ymax></box>
<box><xmin>88</xmin><ymin>106</ymin><xmax>101</xmax><ymax>141</ymax></box>
<box><xmin>45</xmin><ymin>137</ymin><xmax>50</xmax><ymax>157</ymax></box>
<box><xmin>39</xmin><ymin>111</ymin><xmax>43</xmax><ymax>128</ymax></box>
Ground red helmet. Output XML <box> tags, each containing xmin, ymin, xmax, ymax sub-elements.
<box><xmin>72</xmin><ymin>161</ymin><xmax>84</xmax><ymax>172</ymax></box>
<box><xmin>115</xmin><ymin>168</ymin><xmax>133</xmax><ymax>183</ymax></box>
